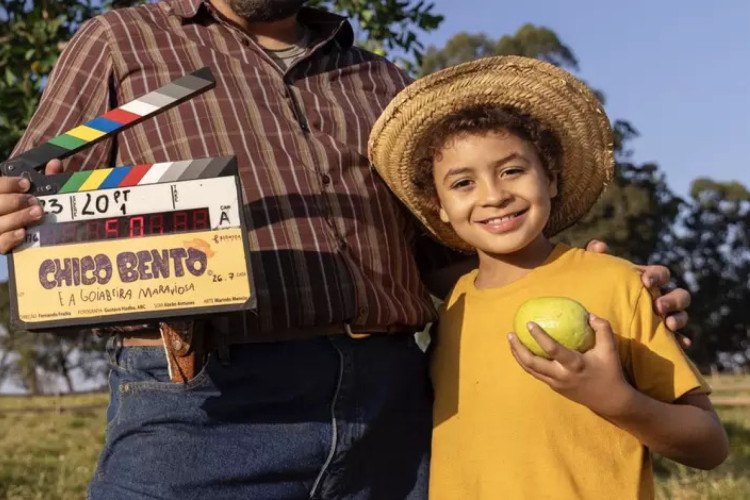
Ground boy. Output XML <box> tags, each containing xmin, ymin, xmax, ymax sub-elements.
<box><xmin>368</xmin><ymin>56</ymin><xmax>728</xmax><ymax>499</ymax></box>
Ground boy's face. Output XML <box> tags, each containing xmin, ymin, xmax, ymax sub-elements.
<box><xmin>433</xmin><ymin>131</ymin><xmax>557</xmax><ymax>256</ymax></box>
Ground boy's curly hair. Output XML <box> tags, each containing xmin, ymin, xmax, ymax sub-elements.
<box><xmin>412</xmin><ymin>105</ymin><xmax>563</xmax><ymax>201</ymax></box>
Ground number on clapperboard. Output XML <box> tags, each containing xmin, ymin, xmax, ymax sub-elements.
<box><xmin>38</xmin><ymin>198</ymin><xmax>63</xmax><ymax>215</ymax></box>
<box><xmin>81</xmin><ymin>190</ymin><xmax>131</xmax><ymax>216</ymax></box>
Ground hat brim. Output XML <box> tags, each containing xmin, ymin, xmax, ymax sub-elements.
<box><xmin>368</xmin><ymin>56</ymin><xmax>614</xmax><ymax>252</ymax></box>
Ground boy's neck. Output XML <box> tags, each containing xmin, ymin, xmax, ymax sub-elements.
<box><xmin>474</xmin><ymin>236</ymin><xmax>556</xmax><ymax>289</ymax></box>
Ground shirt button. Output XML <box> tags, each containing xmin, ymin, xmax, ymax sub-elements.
<box><xmin>321</xmin><ymin>174</ymin><xmax>332</xmax><ymax>186</ymax></box>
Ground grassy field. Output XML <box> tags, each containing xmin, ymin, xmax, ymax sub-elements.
<box><xmin>1</xmin><ymin>377</ymin><xmax>749</xmax><ymax>499</ymax></box>
<box><xmin>653</xmin><ymin>375</ymin><xmax>750</xmax><ymax>499</ymax></box>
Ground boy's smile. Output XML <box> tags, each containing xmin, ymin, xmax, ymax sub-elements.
<box><xmin>474</xmin><ymin>208</ymin><xmax>528</xmax><ymax>233</ymax></box>
<box><xmin>433</xmin><ymin>131</ymin><xmax>557</xmax><ymax>258</ymax></box>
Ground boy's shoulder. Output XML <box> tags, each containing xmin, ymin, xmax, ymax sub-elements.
<box><xmin>552</xmin><ymin>246</ymin><xmax>651</xmax><ymax>322</ymax></box>
<box><xmin>555</xmin><ymin>245</ymin><xmax>643</xmax><ymax>284</ymax></box>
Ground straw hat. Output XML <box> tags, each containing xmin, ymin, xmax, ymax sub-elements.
<box><xmin>368</xmin><ymin>55</ymin><xmax>614</xmax><ymax>252</ymax></box>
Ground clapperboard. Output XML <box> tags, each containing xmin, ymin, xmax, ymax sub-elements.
<box><xmin>0</xmin><ymin>68</ymin><xmax>255</xmax><ymax>331</ymax></box>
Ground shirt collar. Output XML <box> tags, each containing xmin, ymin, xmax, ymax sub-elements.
<box><xmin>167</xmin><ymin>0</ymin><xmax>204</xmax><ymax>19</ymax></box>
<box><xmin>166</xmin><ymin>0</ymin><xmax>354</xmax><ymax>50</ymax></box>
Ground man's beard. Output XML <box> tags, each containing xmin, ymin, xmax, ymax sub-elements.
<box><xmin>225</xmin><ymin>0</ymin><xmax>305</xmax><ymax>22</ymax></box>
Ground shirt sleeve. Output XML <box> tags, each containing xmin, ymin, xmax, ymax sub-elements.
<box><xmin>10</xmin><ymin>17</ymin><xmax>115</xmax><ymax>173</ymax></box>
<box><xmin>626</xmin><ymin>286</ymin><xmax>710</xmax><ymax>402</ymax></box>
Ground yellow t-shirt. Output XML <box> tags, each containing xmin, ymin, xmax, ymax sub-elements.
<box><xmin>430</xmin><ymin>244</ymin><xmax>709</xmax><ymax>500</ymax></box>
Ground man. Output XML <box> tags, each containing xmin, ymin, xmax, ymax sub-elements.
<box><xmin>0</xmin><ymin>1</ymin><xmax>690</xmax><ymax>498</ymax></box>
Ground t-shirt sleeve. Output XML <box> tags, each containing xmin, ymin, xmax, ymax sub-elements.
<box><xmin>10</xmin><ymin>17</ymin><xmax>115</xmax><ymax>173</ymax></box>
<box><xmin>626</xmin><ymin>286</ymin><xmax>710</xmax><ymax>402</ymax></box>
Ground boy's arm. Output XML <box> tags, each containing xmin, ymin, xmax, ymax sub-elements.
<box><xmin>507</xmin><ymin>315</ymin><xmax>729</xmax><ymax>470</ymax></box>
<box><xmin>604</xmin><ymin>387</ymin><xmax>728</xmax><ymax>470</ymax></box>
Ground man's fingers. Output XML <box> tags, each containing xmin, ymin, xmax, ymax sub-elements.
<box><xmin>0</xmin><ymin>193</ymin><xmax>44</xmax><ymax>254</ymax></box>
<box><xmin>675</xmin><ymin>331</ymin><xmax>692</xmax><ymax>349</ymax></box>
<box><xmin>0</xmin><ymin>203</ymin><xmax>43</xmax><ymax>234</ymax></box>
<box><xmin>637</xmin><ymin>264</ymin><xmax>671</xmax><ymax>288</ymax></box>
<box><xmin>0</xmin><ymin>176</ymin><xmax>32</xmax><ymax>195</ymax></box>
<box><xmin>0</xmin><ymin>175</ymin><xmax>43</xmax><ymax>254</ymax></box>
<box><xmin>0</xmin><ymin>227</ymin><xmax>26</xmax><ymax>254</ymax></box>
<box><xmin>526</xmin><ymin>322</ymin><xmax>583</xmax><ymax>371</ymax></box>
<box><xmin>656</xmin><ymin>288</ymin><xmax>691</xmax><ymax>316</ymax></box>
<box><xmin>44</xmin><ymin>159</ymin><xmax>64</xmax><ymax>175</ymax></box>
<box><xmin>585</xmin><ymin>239</ymin><xmax>609</xmax><ymax>254</ymax></box>
<box><xmin>0</xmin><ymin>193</ymin><xmax>39</xmax><ymax>217</ymax></box>
<box><xmin>666</xmin><ymin>312</ymin><xmax>689</xmax><ymax>333</ymax></box>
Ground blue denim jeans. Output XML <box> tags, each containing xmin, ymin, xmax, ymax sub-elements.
<box><xmin>88</xmin><ymin>333</ymin><xmax>432</xmax><ymax>500</ymax></box>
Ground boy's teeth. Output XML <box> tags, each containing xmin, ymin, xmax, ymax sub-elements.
<box><xmin>486</xmin><ymin>213</ymin><xmax>516</xmax><ymax>223</ymax></box>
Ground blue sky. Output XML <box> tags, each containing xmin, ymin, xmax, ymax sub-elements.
<box><xmin>421</xmin><ymin>0</ymin><xmax>750</xmax><ymax>198</ymax></box>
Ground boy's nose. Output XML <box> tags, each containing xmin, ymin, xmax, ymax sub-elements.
<box><xmin>479</xmin><ymin>181</ymin><xmax>512</xmax><ymax>206</ymax></box>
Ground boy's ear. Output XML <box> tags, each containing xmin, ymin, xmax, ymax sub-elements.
<box><xmin>549</xmin><ymin>171</ymin><xmax>559</xmax><ymax>199</ymax></box>
<box><xmin>439</xmin><ymin>206</ymin><xmax>450</xmax><ymax>223</ymax></box>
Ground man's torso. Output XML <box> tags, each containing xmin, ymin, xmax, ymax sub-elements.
<box><xmin>15</xmin><ymin>1</ymin><xmax>438</xmax><ymax>334</ymax></box>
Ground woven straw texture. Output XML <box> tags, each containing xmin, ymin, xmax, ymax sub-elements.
<box><xmin>368</xmin><ymin>55</ymin><xmax>614</xmax><ymax>252</ymax></box>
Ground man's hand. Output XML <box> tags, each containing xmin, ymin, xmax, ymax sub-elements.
<box><xmin>507</xmin><ymin>314</ymin><xmax>635</xmax><ymax>418</ymax></box>
<box><xmin>0</xmin><ymin>159</ymin><xmax>63</xmax><ymax>254</ymax></box>
<box><xmin>585</xmin><ymin>239</ymin><xmax>690</xmax><ymax>339</ymax></box>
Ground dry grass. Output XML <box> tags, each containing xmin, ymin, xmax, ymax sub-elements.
<box><xmin>0</xmin><ymin>377</ymin><xmax>748</xmax><ymax>499</ymax></box>
<box><xmin>0</xmin><ymin>394</ymin><xmax>106</xmax><ymax>500</ymax></box>
<box><xmin>653</xmin><ymin>375</ymin><xmax>750</xmax><ymax>499</ymax></box>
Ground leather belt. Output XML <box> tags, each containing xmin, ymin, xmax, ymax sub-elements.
<box><xmin>117</xmin><ymin>320</ymin><xmax>418</xmax><ymax>384</ymax></box>
<box><xmin>120</xmin><ymin>323</ymin><xmax>413</xmax><ymax>346</ymax></box>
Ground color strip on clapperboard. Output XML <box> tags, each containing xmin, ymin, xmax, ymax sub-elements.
<box><xmin>10</xmin><ymin>68</ymin><xmax>215</xmax><ymax>171</ymax></box>
<box><xmin>56</xmin><ymin>157</ymin><xmax>236</xmax><ymax>193</ymax></box>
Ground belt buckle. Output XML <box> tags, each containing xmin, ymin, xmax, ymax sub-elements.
<box><xmin>344</xmin><ymin>322</ymin><xmax>371</xmax><ymax>339</ymax></box>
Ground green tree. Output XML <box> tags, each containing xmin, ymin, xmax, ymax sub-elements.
<box><xmin>668</xmin><ymin>180</ymin><xmax>750</xmax><ymax>371</ymax></box>
<box><xmin>0</xmin><ymin>0</ymin><xmax>99</xmax><ymax>158</ymax></box>
<box><xmin>420</xmin><ymin>24</ymin><xmax>578</xmax><ymax>76</ymax></box>
<box><xmin>556</xmin><ymin>122</ymin><xmax>682</xmax><ymax>265</ymax></box>
<box><xmin>310</xmin><ymin>0</ymin><xmax>442</xmax><ymax>71</ymax></box>
<box><xmin>420</xmin><ymin>32</ymin><xmax>498</xmax><ymax>75</ymax></box>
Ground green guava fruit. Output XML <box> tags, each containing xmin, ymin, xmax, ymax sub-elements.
<box><xmin>513</xmin><ymin>297</ymin><xmax>595</xmax><ymax>359</ymax></box>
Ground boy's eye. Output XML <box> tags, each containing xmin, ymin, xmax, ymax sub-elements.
<box><xmin>501</xmin><ymin>167</ymin><xmax>525</xmax><ymax>177</ymax></box>
<box><xmin>451</xmin><ymin>179</ymin><xmax>474</xmax><ymax>190</ymax></box>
